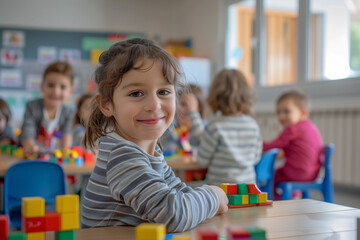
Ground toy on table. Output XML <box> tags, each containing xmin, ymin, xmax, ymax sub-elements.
<box><xmin>163</xmin><ymin>127</ymin><xmax>192</xmax><ymax>157</ymax></box>
<box><xmin>0</xmin><ymin>195</ymin><xmax>79</xmax><ymax>240</ymax></box>
<box><xmin>135</xmin><ymin>223</ymin><xmax>266</xmax><ymax>240</ymax></box>
<box><xmin>221</xmin><ymin>183</ymin><xmax>273</xmax><ymax>208</ymax></box>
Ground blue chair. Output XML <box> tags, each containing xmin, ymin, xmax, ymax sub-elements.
<box><xmin>255</xmin><ymin>148</ymin><xmax>279</xmax><ymax>200</ymax></box>
<box><xmin>277</xmin><ymin>143</ymin><xmax>335</xmax><ymax>202</ymax></box>
<box><xmin>4</xmin><ymin>160</ymin><xmax>66</xmax><ymax>229</ymax></box>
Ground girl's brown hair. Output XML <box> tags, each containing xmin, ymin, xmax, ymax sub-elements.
<box><xmin>74</xmin><ymin>93</ymin><xmax>93</xmax><ymax>126</ymax></box>
<box><xmin>43</xmin><ymin>61</ymin><xmax>74</xmax><ymax>85</ymax></box>
<box><xmin>84</xmin><ymin>38</ymin><xmax>183</xmax><ymax>151</ymax></box>
<box><xmin>0</xmin><ymin>98</ymin><xmax>11</xmax><ymax>124</ymax></box>
<box><xmin>207</xmin><ymin>69</ymin><xmax>254</xmax><ymax>116</ymax></box>
<box><xmin>276</xmin><ymin>89</ymin><xmax>309</xmax><ymax>110</ymax></box>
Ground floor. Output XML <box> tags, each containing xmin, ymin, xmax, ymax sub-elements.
<box><xmin>310</xmin><ymin>184</ymin><xmax>360</xmax><ymax>208</ymax></box>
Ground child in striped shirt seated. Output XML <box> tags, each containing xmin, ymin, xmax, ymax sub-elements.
<box><xmin>81</xmin><ymin>38</ymin><xmax>228</xmax><ymax>232</ymax></box>
<box><xmin>182</xmin><ymin>69</ymin><xmax>263</xmax><ymax>186</ymax></box>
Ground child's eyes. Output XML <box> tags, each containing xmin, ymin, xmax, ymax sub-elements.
<box><xmin>129</xmin><ymin>91</ymin><xmax>144</xmax><ymax>97</ymax></box>
<box><xmin>158</xmin><ymin>89</ymin><xmax>171</xmax><ymax>95</ymax></box>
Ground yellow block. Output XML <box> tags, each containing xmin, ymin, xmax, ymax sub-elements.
<box><xmin>27</xmin><ymin>232</ymin><xmax>45</xmax><ymax>240</ymax></box>
<box><xmin>56</xmin><ymin>195</ymin><xmax>79</xmax><ymax>214</ymax></box>
<box><xmin>135</xmin><ymin>223</ymin><xmax>166</xmax><ymax>240</ymax></box>
<box><xmin>220</xmin><ymin>183</ymin><xmax>229</xmax><ymax>194</ymax></box>
<box><xmin>61</xmin><ymin>212</ymin><xmax>80</xmax><ymax>230</ymax></box>
<box><xmin>242</xmin><ymin>195</ymin><xmax>249</xmax><ymax>204</ymax></box>
<box><xmin>258</xmin><ymin>192</ymin><xmax>268</xmax><ymax>203</ymax></box>
<box><xmin>22</xmin><ymin>197</ymin><xmax>45</xmax><ymax>217</ymax></box>
<box><xmin>172</xmin><ymin>236</ymin><xmax>192</xmax><ymax>240</ymax></box>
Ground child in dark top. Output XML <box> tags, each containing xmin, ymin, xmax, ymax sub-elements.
<box><xmin>19</xmin><ymin>61</ymin><xmax>75</xmax><ymax>157</ymax></box>
<box><xmin>0</xmin><ymin>98</ymin><xmax>15</xmax><ymax>145</ymax></box>
<box><xmin>263</xmin><ymin>90</ymin><xmax>323</xmax><ymax>200</ymax></box>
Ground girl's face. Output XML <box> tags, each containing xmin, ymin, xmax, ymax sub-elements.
<box><xmin>177</xmin><ymin>95</ymin><xmax>191</xmax><ymax>128</ymax></box>
<box><xmin>276</xmin><ymin>99</ymin><xmax>307</xmax><ymax>128</ymax></box>
<box><xmin>41</xmin><ymin>73</ymin><xmax>73</xmax><ymax>109</ymax></box>
<box><xmin>0</xmin><ymin>111</ymin><xmax>6</xmax><ymax>134</ymax></box>
<box><xmin>102</xmin><ymin>59</ymin><xmax>176</xmax><ymax>151</ymax></box>
<box><xmin>78</xmin><ymin>98</ymin><xmax>92</xmax><ymax>126</ymax></box>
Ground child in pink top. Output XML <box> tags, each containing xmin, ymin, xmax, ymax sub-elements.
<box><xmin>263</xmin><ymin>90</ymin><xmax>323</xmax><ymax>200</ymax></box>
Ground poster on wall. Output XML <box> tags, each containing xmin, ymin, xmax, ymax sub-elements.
<box><xmin>26</xmin><ymin>74</ymin><xmax>42</xmax><ymax>91</ymax></box>
<box><xmin>0</xmin><ymin>69</ymin><xmax>22</xmax><ymax>88</ymax></box>
<box><xmin>1</xmin><ymin>49</ymin><xmax>23</xmax><ymax>66</ymax></box>
<box><xmin>2</xmin><ymin>30</ymin><xmax>25</xmax><ymax>48</ymax></box>
<box><xmin>59</xmin><ymin>49</ymin><xmax>81</xmax><ymax>64</ymax></box>
<box><xmin>38</xmin><ymin>46</ymin><xmax>57</xmax><ymax>63</ymax></box>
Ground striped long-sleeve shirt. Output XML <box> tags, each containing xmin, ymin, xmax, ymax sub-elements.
<box><xmin>81</xmin><ymin>132</ymin><xmax>219</xmax><ymax>232</ymax></box>
<box><xmin>190</xmin><ymin>112</ymin><xmax>263</xmax><ymax>186</ymax></box>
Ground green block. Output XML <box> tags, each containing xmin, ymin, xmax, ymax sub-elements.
<box><xmin>237</xmin><ymin>183</ymin><xmax>249</xmax><ymax>195</ymax></box>
<box><xmin>246</xmin><ymin>226</ymin><xmax>266</xmax><ymax>240</ymax></box>
<box><xmin>8</xmin><ymin>232</ymin><xmax>26</xmax><ymax>240</ymax></box>
<box><xmin>56</xmin><ymin>230</ymin><xmax>75</xmax><ymax>240</ymax></box>
<box><xmin>249</xmin><ymin>194</ymin><xmax>259</xmax><ymax>204</ymax></box>
<box><xmin>227</xmin><ymin>194</ymin><xmax>243</xmax><ymax>205</ymax></box>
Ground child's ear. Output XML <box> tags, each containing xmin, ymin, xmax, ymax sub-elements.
<box><xmin>96</xmin><ymin>94</ymin><xmax>113</xmax><ymax>117</ymax></box>
<box><xmin>301</xmin><ymin>108</ymin><xmax>308</xmax><ymax>119</ymax></box>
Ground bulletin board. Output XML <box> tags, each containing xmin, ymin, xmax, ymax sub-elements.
<box><xmin>0</xmin><ymin>26</ymin><xmax>146</xmax><ymax>127</ymax></box>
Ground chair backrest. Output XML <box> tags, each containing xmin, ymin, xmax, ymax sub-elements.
<box><xmin>322</xmin><ymin>143</ymin><xmax>335</xmax><ymax>184</ymax></box>
<box><xmin>255</xmin><ymin>148</ymin><xmax>279</xmax><ymax>183</ymax></box>
<box><xmin>4</xmin><ymin>160</ymin><xmax>66</xmax><ymax>226</ymax></box>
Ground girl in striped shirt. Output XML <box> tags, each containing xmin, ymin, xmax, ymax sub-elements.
<box><xmin>183</xmin><ymin>69</ymin><xmax>263</xmax><ymax>186</ymax></box>
<box><xmin>81</xmin><ymin>38</ymin><xmax>228</xmax><ymax>232</ymax></box>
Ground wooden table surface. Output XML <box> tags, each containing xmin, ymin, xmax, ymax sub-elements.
<box><xmin>42</xmin><ymin>199</ymin><xmax>360</xmax><ymax>240</ymax></box>
<box><xmin>0</xmin><ymin>154</ymin><xmax>203</xmax><ymax>175</ymax></box>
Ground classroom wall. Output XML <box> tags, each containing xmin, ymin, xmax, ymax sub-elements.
<box><xmin>0</xmin><ymin>0</ymin><xmax>222</xmax><ymax>73</ymax></box>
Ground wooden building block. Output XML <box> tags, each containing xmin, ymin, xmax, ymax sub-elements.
<box><xmin>246</xmin><ymin>183</ymin><xmax>261</xmax><ymax>194</ymax></box>
<box><xmin>172</xmin><ymin>236</ymin><xmax>192</xmax><ymax>240</ymax></box>
<box><xmin>237</xmin><ymin>183</ymin><xmax>249</xmax><ymax>195</ymax></box>
<box><xmin>21</xmin><ymin>215</ymin><xmax>46</xmax><ymax>233</ymax></box>
<box><xmin>26</xmin><ymin>232</ymin><xmax>45</xmax><ymax>240</ymax></box>
<box><xmin>44</xmin><ymin>211</ymin><xmax>61</xmax><ymax>231</ymax></box>
<box><xmin>196</xmin><ymin>228</ymin><xmax>218</xmax><ymax>240</ymax></box>
<box><xmin>60</xmin><ymin>212</ymin><xmax>80</xmax><ymax>230</ymax></box>
<box><xmin>227</xmin><ymin>184</ymin><xmax>238</xmax><ymax>195</ymax></box>
<box><xmin>0</xmin><ymin>215</ymin><xmax>9</xmax><ymax>239</ymax></box>
<box><xmin>248</xmin><ymin>194</ymin><xmax>259</xmax><ymax>204</ymax></box>
<box><xmin>258</xmin><ymin>192</ymin><xmax>268</xmax><ymax>203</ymax></box>
<box><xmin>227</xmin><ymin>226</ymin><xmax>250</xmax><ymax>240</ymax></box>
<box><xmin>22</xmin><ymin>197</ymin><xmax>45</xmax><ymax>218</ymax></box>
<box><xmin>8</xmin><ymin>232</ymin><xmax>26</xmax><ymax>240</ymax></box>
<box><xmin>56</xmin><ymin>195</ymin><xmax>79</xmax><ymax>214</ymax></box>
<box><xmin>227</xmin><ymin>195</ymin><xmax>242</xmax><ymax>205</ymax></box>
<box><xmin>135</xmin><ymin>223</ymin><xmax>166</xmax><ymax>240</ymax></box>
<box><xmin>55</xmin><ymin>230</ymin><xmax>75</xmax><ymax>240</ymax></box>
<box><xmin>246</xmin><ymin>226</ymin><xmax>266</xmax><ymax>240</ymax></box>
<box><xmin>220</xmin><ymin>183</ymin><xmax>229</xmax><ymax>194</ymax></box>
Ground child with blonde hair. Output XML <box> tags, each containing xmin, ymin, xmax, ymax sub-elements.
<box><xmin>263</xmin><ymin>89</ymin><xmax>323</xmax><ymax>200</ymax></box>
<box><xmin>183</xmin><ymin>69</ymin><xmax>262</xmax><ymax>186</ymax></box>
<box><xmin>81</xmin><ymin>39</ymin><xmax>228</xmax><ymax>232</ymax></box>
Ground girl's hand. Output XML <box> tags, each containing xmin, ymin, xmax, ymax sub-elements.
<box><xmin>209</xmin><ymin>185</ymin><xmax>229</xmax><ymax>214</ymax></box>
<box><xmin>23</xmin><ymin>140</ymin><xmax>40</xmax><ymax>158</ymax></box>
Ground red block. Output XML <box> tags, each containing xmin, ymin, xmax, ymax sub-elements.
<box><xmin>227</xmin><ymin>226</ymin><xmax>250</xmax><ymax>240</ymax></box>
<box><xmin>227</xmin><ymin>184</ymin><xmax>238</xmax><ymax>195</ymax></box>
<box><xmin>44</xmin><ymin>211</ymin><xmax>61</xmax><ymax>231</ymax></box>
<box><xmin>197</xmin><ymin>228</ymin><xmax>218</xmax><ymax>240</ymax></box>
<box><xmin>21</xmin><ymin>215</ymin><xmax>46</xmax><ymax>233</ymax></box>
<box><xmin>72</xmin><ymin>146</ymin><xmax>83</xmax><ymax>157</ymax></box>
<box><xmin>246</xmin><ymin>183</ymin><xmax>261</xmax><ymax>194</ymax></box>
<box><xmin>0</xmin><ymin>215</ymin><xmax>9</xmax><ymax>239</ymax></box>
<box><xmin>84</xmin><ymin>150</ymin><xmax>94</xmax><ymax>166</ymax></box>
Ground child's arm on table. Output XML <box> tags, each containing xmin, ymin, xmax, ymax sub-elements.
<box><xmin>163</xmin><ymin>162</ymin><xmax>228</xmax><ymax>215</ymax></box>
<box><xmin>107</xmin><ymin>151</ymin><xmax>221</xmax><ymax>232</ymax></box>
